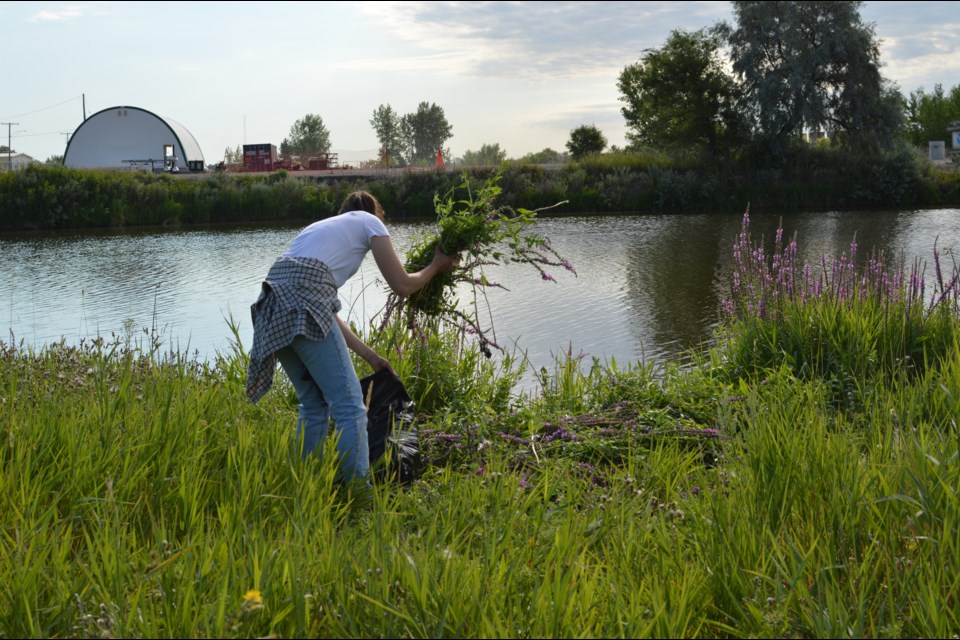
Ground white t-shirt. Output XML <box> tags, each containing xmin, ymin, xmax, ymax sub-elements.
<box><xmin>282</xmin><ymin>211</ymin><xmax>389</xmax><ymax>287</ymax></box>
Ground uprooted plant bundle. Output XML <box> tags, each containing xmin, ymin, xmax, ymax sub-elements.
<box><xmin>378</xmin><ymin>169</ymin><xmax>575</xmax><ymax>357</ymax></box>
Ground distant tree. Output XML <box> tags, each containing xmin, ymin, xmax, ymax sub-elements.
<box><xmin>515</xmin><ymin>147</ymin><xmax>567</xmax><ymax>164</ymax></box>
<box><xmin>223</xmin><ymin>145</ymin><xmax>243</xmax><ymax>164</ymax></box>
<box><xmin>902</xmin><ymin>83</ymin><xmax>960</xmax><ymax>148</ymax></box>
<box><xmin>401</xmin><ymin>102</ymin><xmax>453</xmax><ymax>164</ymax></box>
<box><xmin>280</xmin><ymin>114</ymin><xmax>331</xmax><ymax>156</ymax></box>
<box><xmin>566</xmin><ymin>125</ymin><xmax>607</xmax><ymax>160</ymax></box>
<box><xmin>370</xmin><ymin>104</ymin><xmax>405</xmax><ymax>166</ymax></box>
<box><xmin>618</xmin><ymin>28</ymin><xmax>743</xmax><ymax>153</ymax></box>
<box><xmin>45</xmin><ymin>154</ymin><xmax>64</xmax><ymax>165</ymax></box>
<box><xmin>0</xmin><ymin>145</ymin><xmax>13</xmax><ymax>153</ymax></box>
<box><xmin>461</xmin><ymin>143</ymin><xmax>507</xmax><ymax>167</ymax></box>
<box><xmin>720</xmin><ymin>0</ymin><xmax>902</xmax><ymax>155</ymax></box>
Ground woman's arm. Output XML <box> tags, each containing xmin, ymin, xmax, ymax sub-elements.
<box><xmin>336</xmin><ymin>315</ymin><xmax>392</xmax><ymax>373</ymax></box>
<box><xmin>370</xmin><ymin>236</ymin><xmax>458</xmax><ymax>297</ymax></box>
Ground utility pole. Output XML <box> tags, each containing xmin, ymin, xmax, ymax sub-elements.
<box><xmin>2</xmin><ymin>122</ymin><xmax>18</xmax><ymax>171</ymax></box>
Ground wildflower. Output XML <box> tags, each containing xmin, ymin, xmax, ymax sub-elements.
<box><xmin>242</xmin><ymin>589</ymin><xmax>263</xmax><ymax>611</ymax></box>
<box><xmin>497</xmin><ymin>432</ymin><xmax>530</xmax><ymax>446</ymax></box>
<box><xmin>541</xmin><ymin>272</ymin><xmax>555</xmax><ymax>282</ymax></box>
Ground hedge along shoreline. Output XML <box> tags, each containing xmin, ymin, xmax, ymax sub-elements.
<box><xmin>2</xmin><ymin>144</ymin><xmax>959</xmax><ymax>232</ymax></box>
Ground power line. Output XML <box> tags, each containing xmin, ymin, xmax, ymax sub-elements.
<box><xmin>15</xmin><ymin>130</ymin><xmax>75</xmax><ymax>138</ymax></box>
<box><xmin>0</xmin><ymin>95</ymin><xmax>83</xmax><ymax>120</ymax></box>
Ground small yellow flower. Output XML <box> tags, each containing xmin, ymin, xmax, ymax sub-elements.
<box><xmin>242</xmin><ymin>589</ymin><xmax>263</xmax><ymax>609</ymax></box>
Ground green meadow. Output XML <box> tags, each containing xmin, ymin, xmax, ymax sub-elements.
<box><xmin>2</xmin><ymin>210</ymin><xmax>960</xmax><ymax>638</ymax></box>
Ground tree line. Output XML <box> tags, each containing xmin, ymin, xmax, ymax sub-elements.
<box><xmin>221</xmin><ymin>1</ymin><xmax>959</xmax><ymax>172</ymax></box>
<box><xmin>618</xmin><ymin>0</ymin><xmax>958</xmax><ymax>162</ymax></box>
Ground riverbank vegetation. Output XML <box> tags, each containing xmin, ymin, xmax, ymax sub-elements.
<box><xmin>2</xmin><ymin>140</ymin><xmax>959</xmax><ymax>232</ymax></box>
<box><xmin>3</xmin><ymin>208</ymin><xmax>959</xmax><ymax>637</ymax></box>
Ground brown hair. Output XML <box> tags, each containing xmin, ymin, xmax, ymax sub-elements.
<box><xmin>339</xmin><ymin>191</ymin><xmax>384</xmax><ymax>219</ymax></box>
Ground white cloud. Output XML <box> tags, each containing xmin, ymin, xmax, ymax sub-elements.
<box><xmin>30</xmin><ymin>6</ymin><xmax>84</xmax><ymax>21</ymax></box>
<box><xmin>357</xmin><ymin>0</ymin><xmax>731</xmax><ymax>81</ymax></box>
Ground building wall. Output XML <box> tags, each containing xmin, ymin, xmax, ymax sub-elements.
<box><xmin>64</xmin><ymin>107</ymin><xmax>197</xmax><ymax>171</ymax></box>
<box><xmin>2</xmin><ymin>153</ymin><xmax>36</xmax><ymax>171</ymax></box>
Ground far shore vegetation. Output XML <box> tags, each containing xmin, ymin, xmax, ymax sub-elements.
<box><xmin>2</xmin><ymin>141</ymin><xmax>960</xmax><ymax>233</ymax></box>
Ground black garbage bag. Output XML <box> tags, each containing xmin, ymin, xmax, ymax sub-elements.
<box><xmin>360</xmin><ymin>369</ymin><xmax>423</xmax><ymax>484</ymax></box>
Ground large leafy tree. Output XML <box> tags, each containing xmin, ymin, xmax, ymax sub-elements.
<box><xmin>370</xmin><ymin>104</ymin><xmax>405</xmax><ymax>166</ymax></box>
<box><xmin>280</xmin><ymin>114</ymin><xmax>331</xmax><ymax>156</ymax></box>
<box><xmin>566</xmin><ymin>125</ymin><xmax>607</xmax><ymax>160</ymax></box>
<box><xmin>902</xmin><ymin>83</ymin><xmax>960</xmax><ymax>148</ymax></box>
<box><xmin>401</xmin><ymin>102</ymin><xmax>453</xmax><ymax>164</ymax></box>
<box><xmin>618</xmin><ymin>28</ymin><xmax>743</xmax><ymax>153</ymax></box>
<box><xmin>461</xmin><ymin>143</ymin><xmax>507</xmax><ymax>167</ymax></box>
<box><xmin>721</xmin><ymin>0</ymin><xmax>902</xmax><ymax>155</ymax></box>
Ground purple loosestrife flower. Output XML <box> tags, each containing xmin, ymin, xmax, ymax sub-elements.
<box><xmin>498</xmin><ymin>432</ymin><xmax>530</xmax><ymax>446</ymax></box>
<box><xmin>542</xmin><ymin>428</ymin><xmax>577</xmax><ymax>443</ymax></box>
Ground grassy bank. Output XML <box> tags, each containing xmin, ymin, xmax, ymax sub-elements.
<box><xmin>2</xmin><ymin>211</ymin><xmax>959</xmax><ymax>637</ymax></box>
<box><xmin>2</xmin><ymin>143</ymin><xmax>959</xmax><ymax>232</ymax></box>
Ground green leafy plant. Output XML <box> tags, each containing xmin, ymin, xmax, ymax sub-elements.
<box><xmin>380</xmin><ymin>168</ymin><xmax>574</xmax><ymax>357</ymax></box>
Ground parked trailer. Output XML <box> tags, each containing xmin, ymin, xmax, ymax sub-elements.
<box><xmin>243</xmin><ymin>143</ymin><xmax>277</xmax><ymax>172</ymax></box>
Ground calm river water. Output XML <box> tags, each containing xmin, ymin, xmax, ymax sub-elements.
<box><xmin>3</xmin><ymin>208</ymin><xmax>959</xmax><ymax>380</ymax></box>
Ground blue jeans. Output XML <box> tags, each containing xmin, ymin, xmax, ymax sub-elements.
<box><xmin>275</xmin><ymin>325</ymin><xmax>370</xmax><ymax>481</ymax></box>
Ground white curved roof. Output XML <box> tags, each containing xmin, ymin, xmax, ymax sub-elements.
<box><xmin>64</xmin><ymin>106</ymin><xmax>205</xmax><ymax>170</ymax></box>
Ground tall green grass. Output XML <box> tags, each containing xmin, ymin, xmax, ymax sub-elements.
<box><xmin>3</xmin><ymin>209</ymin><xmax>960</xmax><ymax>636</ymax></box>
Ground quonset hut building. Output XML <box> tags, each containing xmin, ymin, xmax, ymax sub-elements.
<box><xmin>64</xmin><ymin>106</ymin><xmax>205</xmax><ymax>172</ymax></box>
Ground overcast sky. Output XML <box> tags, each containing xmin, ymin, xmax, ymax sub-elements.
<box><xmin>4</xmin><ymin>1</ymin><xmax>960</xmax><ymax>165</ymax></box>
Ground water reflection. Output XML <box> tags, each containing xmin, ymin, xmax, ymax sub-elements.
<box><xmin>2</xmin><ymin>209</ymin><xmax>958</xmax><ymax>377</ymax></box>
<box><xmin>624</xmin><ymin>214</ymin><xmax>744</xmax><ymax>361</ymax></box>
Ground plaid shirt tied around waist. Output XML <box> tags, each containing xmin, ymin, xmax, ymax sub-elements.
<box><xmin>246</xmin><ymin>256</ymin><xmax>342</xmax><ymax>403</ymax></box>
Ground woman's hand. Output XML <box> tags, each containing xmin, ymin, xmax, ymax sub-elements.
<box><xmin>366</xmin><ymin>351</ymin><xmax>394</xmax><ymax>374</ymax></box>
<box><xmin>431</xmin><ymin>247</ymin><xmax>459</xmax><ymax>273</ymax></box>
<box><xmin>337</xmin><ymin>316</ymin><xmax>393</xmax><ymax>374</ymax></box>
